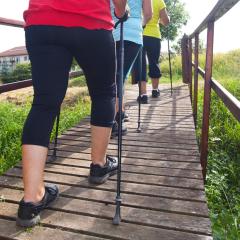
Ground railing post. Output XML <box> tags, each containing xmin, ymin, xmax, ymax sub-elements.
<box><xmin>200</xmin><ymin>21</ymin><xmax>214</xmax><ymax>181</ymax></box>
<box><xmin>188</xmin><ymin>38</ymin><xmax>193</xmax><ymax>102</ymax></box>
<box><xmin>193</xmin><ymin>33</ymin><xmax>199</xmax><ymax>126</ymax></box>
<box><xmin>181</xmin><ymin>34</ymin><xmax>189</xmax><ymax>84</ymax></box>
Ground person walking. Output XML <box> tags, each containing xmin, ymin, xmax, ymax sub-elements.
<box><xmin>134</xmin><ymin>0</ymin><xmax>169</xmax><ymax>104</ymax></box>
<box><xmin>17</xmin><ymin>0</ymin><xmax>127</xmax><ymax>227</ymax></box>
<box><xmin>111</xmin><ymin>0</ymin><xmax>152</xmax><ymax>136</ymax></box>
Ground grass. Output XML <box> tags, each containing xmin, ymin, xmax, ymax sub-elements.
<box><xmin>160</xmin><ymin>50</ymin><xmax>240</xmax><ymax>239</ymax></box>
<box><xmin>195</xmin><ymin>50</ymin><xmax>240</xmax><ymax>239</ymax></box>
<box><xmin>197</xmin><ymin>86</ymin><xmax>240</xmax><ymax>240</ymax></box>
<box><xmin>0</xmin><ymin>76</ymin><xmax>90</xmax><ymax>175</ymax></box>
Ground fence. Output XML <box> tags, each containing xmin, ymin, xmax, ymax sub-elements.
<box><xmin>181</xmin><ymin>0</ymin><xmax>240</xmax><ymax>180</ymax></box>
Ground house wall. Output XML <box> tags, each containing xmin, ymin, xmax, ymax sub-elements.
<box><xmin>0</xmin><ymin>55</ymin><xmax>30</xmax><ymax>73</ymax></box>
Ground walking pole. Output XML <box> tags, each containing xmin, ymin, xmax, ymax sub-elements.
<box><xmin>166</xmin><ymin>0</ymin><xmax>177</xmax><ymax>96</ymax></box>
<box><xmin>167</xmin><ymin>28</ymin><xmax>173</xmax><ymax>96</ymax></box>
<box><xmin>50</xmin><ymin>110</ymin><xmax>60</xmax><ymax>162</ymax></box>
<box><xmin>137</xmin><ymin>48</ymin><xmax>143</xmax><ymax>133</ymax></box>
<box><xmin>113</xmin><ymin>11</ymin><xmax>128</xmax><ymax>225</ymax></box>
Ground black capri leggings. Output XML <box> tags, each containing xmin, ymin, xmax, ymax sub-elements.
<box><xmin>132</xmin><ymin>36</ymin><xmax>162</xmax><ymax>82</ymax></box>
<box><xmin>22</xmin><ymin>26</ymin><xmax>116</xmax><ymax>147</ymax></box>
<box><xmin>116</xmin><ymin>40</ymin><xmax>141</xmax><ymax>97</ymax></box>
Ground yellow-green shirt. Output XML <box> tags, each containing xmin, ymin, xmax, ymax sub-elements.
<box><xmin>143</xmin><ymin>0</ymin><xmax>166</xmax><ymax>39</ymax></box>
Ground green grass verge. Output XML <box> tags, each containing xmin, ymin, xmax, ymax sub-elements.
<box><xmin>196</xmin><ymin>81</ymin><xmax>240</xmax><ymax>239</ymax></box>
<box><xmin>0</xmin><ymin>97</ymin><xmax>90</xmax><ymax>175</ymax></box>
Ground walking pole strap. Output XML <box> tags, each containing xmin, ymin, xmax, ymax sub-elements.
<box><xmin>114</xmin><ymin>10</ymin><xmax>129</xmax><ymax>29</ymax></box>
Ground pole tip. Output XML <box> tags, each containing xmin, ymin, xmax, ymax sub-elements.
<box><xmin>137</xmin><ymin>127</ymin><xmax>142</xmax><ymax>133</ymax></box>
<box><xmin>48</xmin><ymin>154</ymin><xmax>57</xmax><ymax>163</ymax></box>
<box><xmin>113</xmin><ymin>213</ymin><xmax>121</xmax><ymax>225</ymax></box>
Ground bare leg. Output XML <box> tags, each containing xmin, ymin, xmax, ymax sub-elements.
<box><xmin>91</xmin><ymin>125</ymin><xmax>112</xmax><ymax>166</ymax></box>
<box><xmin>152</xmin><ymin>78</ymin><xmax>159</xmax><ymax>89</ymax></box>
<box><xmin>22</xmin><ymin>145</ymin><xmax>47</xmax><ymax>203</ymax></box>
<box><xmin>140</xmin><ymin>81</ymin><xmax>147</xmax><ymax>95</ymax></box>
<box><xmin>115</xmin><ymin>96</ymin><xmax>125</xmax><ymax>113</ymax></box>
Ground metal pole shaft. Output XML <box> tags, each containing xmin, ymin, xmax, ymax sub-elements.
<box><xmin>167</xmin><ymin>30</ymin><xmax>173</xmax><ymax>96</ymax></box>
<box><xmin>113</xmin><ymin>21</ymin><xmax>124</xmax><ymax>225</ymax></box>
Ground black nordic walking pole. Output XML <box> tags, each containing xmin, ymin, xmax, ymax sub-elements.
<box><xmin>137</xmin><ymin>47</ymin><xmax>143</xmax><ymax>133</ymax></box>
<box><xmin>113</xmin><ymin>10</ymin><xmax>129</xmax><ymax>225</ymax></box>
<box><xmin>166</xmin><ymin>0</ymin><xmax>177</xmax><ymax>96</ymax></box>
<box><xmin>167</xmin><ymin>28</ymin><xmax>173</xmax><ymax>96</ymax></box>
<box><xmin>50</xmin><ymin>110</ymin><xmax>60</xmax><ymax>162</ymax></box>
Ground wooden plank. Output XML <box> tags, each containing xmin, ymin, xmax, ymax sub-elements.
<box><xmin>55</xmin><ymin>138</ymin><xmax>199</xmax><ymax>153</ymax></box>
<box><xmin>47</xmin><ymin>153</ymin><xmax>202</xmax><ymax>170</ymax></box>
<box><xmin>0</xmin><ymin>218</ymin><xmax>104</xmax><ymax>240</ymax></box>
<box><xmin>38</xmin><ymin>162</ymin><xmax>203</xmax><ymax>180</ymax></box>
<box><xmin>2</xmin><ymin>170</ymin><xmax>207</xmax><ymax>201</ymax></box>
<box><xmin>57</xmin><ymin>135</ymin><xmax>199</xmax><ymax>151</ymax></box>
<box><xmin>50</xmin><ymin>143</ymin><xmax>199</xmax><ymax>157</ymax></box>
<box><xmin>0</xmin><ymin>188</ymin><xmax>212</xmax><ymax>235</ymax></box>
<box><xmin>45</xmin><ymin>157</ymin><xmax>203</xmax><ymax>178</ymax></box>
<box><xmin>48</xmin><ymin>149</ymin><xmax>200</xmax><ymax>162</ymax></box>
<box><xmin>0</xmin><ymin>202</ymin><xmax>213</xmax><ymax>240</ymax></box>
<box><xmin>12</xmin><ymin>165</ymin><xmax>204</xmax><ymax>189</ymax></box>
<box><xmin>72</xmin><ymin>125</ymin><xmax>197</xmax><ymax>134</ymax></box>
<box><xmin>64</xmin><ymin>129</ymin><xmax>198</xmax><ymax>142</ymax></box>
<box><xmin>0</xmin><ymin>181</ymin><xmax>209</xmax><ymax>216</ymax></box>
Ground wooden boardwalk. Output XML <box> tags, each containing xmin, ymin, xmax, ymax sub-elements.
<box><xmin>0</xmin><ymin>84</ymin><xmax>213</xmax><ymax>240</ymax></box>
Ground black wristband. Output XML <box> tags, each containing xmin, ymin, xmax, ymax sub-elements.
<box><xmin>114</xmin><ymin>9</ymin><xmax>129</xmax><ymax>22</ymax></box>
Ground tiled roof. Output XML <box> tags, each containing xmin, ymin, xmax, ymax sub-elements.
<box><xmin>0</xmin><ymin>46</ymin><xmax>27</xmax><ymax>57</ymax></box>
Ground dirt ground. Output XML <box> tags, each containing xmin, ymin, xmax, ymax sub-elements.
<box><xmin>0</xmin><ymin>86</ymin><xmax>89</xmax><ymax>106</ymax></box>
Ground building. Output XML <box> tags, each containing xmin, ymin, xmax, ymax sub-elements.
<box><xmin>0</xmin><ymin>46</ymin><xmax>29</xmax><ymax>73</ymax></box>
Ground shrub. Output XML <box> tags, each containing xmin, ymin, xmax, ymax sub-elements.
<box><xmin>1</xmin><ymin>63</ymin><xmax>31</xmax><ymax>84</ymax></box>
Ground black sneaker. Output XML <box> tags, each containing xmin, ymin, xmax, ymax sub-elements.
<box><xmin>88</xmin><ymin>156</ymin><xmax>118</xmax><ymax>184</ymax></box>
<box><xmin>111</xmin><ymin>121</ymin><xmax>127</xmax><ymax>137</ymax></box>
<box><xmin>137</xmin><ymin>95</ymin><xmax>148</xmax><ymax>104</ymax></box>
<box><xmin>16</xmin><ymin>184</ymin><xmax>59</xmax><ymax>227</ymax></box>
<box><xmin>115</xmin><ymin>111</ymin><xmax>129</xmax><ymax>123</ymax></box>
<box><xmin>122</xmin><ymin>111</ymin><xmax>130</xmax><ymax>122</ymax></box>
<box><xmin>152</xmin><ymin>89</ymin><xmax>160</xmax><ymax>98</ymax></box>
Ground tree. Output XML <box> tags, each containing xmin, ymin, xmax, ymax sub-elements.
<box><xmin>161</xmin><ymin>0</ymin><xmax>189</xmax><ymax>41</ymax></box>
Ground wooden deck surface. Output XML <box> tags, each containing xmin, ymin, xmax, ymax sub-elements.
<box><xmin>0</xmin><ymin>84</ymin><xmax>213</xmax><ymax>240</ymax></box>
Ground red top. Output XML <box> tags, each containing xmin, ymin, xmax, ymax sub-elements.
<box><xmin>24</xmin><ymin>0</ymin><xmax>114</xmax><ymax>30</ymax></box>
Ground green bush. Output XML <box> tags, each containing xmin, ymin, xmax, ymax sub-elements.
<box><xmin>1</xmin><ymin>63</ymin><xmax>31</xmax><ymax>84</ymax></box>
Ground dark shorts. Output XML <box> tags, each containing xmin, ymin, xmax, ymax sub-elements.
<box><xmin>116</xmin><ymin>40</ymin><xmax>141</xmax><ymax>96</ymax></box>
<box><xmin>132</xmin><ymin>36</ymin><xmax>162</xmax><ymax>83</ymax></box>
<box><xmin>22</xmin><ymin>25</ymin><xmax>116</xmax><ymax>147</ymax></box>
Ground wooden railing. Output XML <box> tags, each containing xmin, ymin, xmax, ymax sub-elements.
<box><xmin>181</xmin><ymin>0</ymin><xmax>240</xmax><ymax>180</ymax></box>
<box><xmin>0</xmin><ymin>17</ymin><xmax>83</xmax><ymax>94</ymax></box>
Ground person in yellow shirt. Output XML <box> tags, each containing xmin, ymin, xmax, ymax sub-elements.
<box><xmin>134</xmin><ymin>0</ymin><xmax>169</xmax><ymax>103</ymax></box>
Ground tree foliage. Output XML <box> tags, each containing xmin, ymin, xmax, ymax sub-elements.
<box><xmin>161</xmin><ymin>0</ymin><xmax>189</xmax><ymax>41</ymax></box>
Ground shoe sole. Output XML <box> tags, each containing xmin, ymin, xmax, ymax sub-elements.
<box><xmin>16</xmin><ymin>190</ymin><xmax>59</xmax><ymax>227</ymax></box>
<box><xmin>16</xmin><ymin>215</ymin><xmax>41</xmax><ymax>228</ymax></box>
<box><xmin>88</xmin><ymin>169</ymin><xmax>117</xmax><ymax>184</ymax></box>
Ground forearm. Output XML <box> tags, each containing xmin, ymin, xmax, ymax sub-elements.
<box><xmin>159</xmin><ymin>8</ymin><xmax>170</xmax><ymax>26</ymax></box>
<box><xmin>142</xmin><ymin>0</ymin><xmax>153</xmax><ymax>27</ymax></box>
<box><xmin>112</xmin><ymin>0</ymin><xmax>127</xmax><ymax>18</ymax></box>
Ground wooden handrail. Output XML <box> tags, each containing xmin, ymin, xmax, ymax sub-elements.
<box><xmin>0</xmin><ymin>17</ymin><xmax>24</xmax><ymax>28</ymax></box>
<box><xmin>0</xmin><ymin>70</ymin><xmax>83</xmax><ymax>94</ymax></box>
<box><xmin>181</xmin><ymin>0</ymin><xmax>240</xmax><ymax>180</ymax></box>
<box><xmin>189</xmin><ymin>0</ymin><xmax>240</xmax><ymax>39</ymax></box>
<box><xmin>197</xmin><ymin>66</ymin><xmax>240</xmax><ymax>122</ymax></box>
